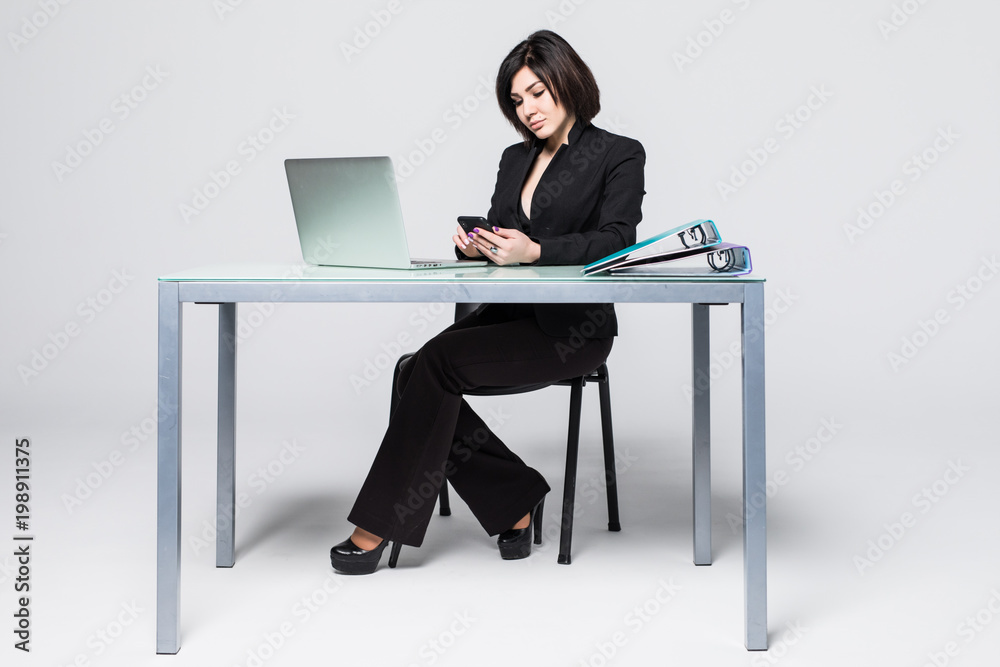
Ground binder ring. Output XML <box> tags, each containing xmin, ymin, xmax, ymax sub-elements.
<box><xmin>708</xmin><ymin>248</ymin><xmax>736</xmax><ymax>271</ymax></box>
<box><xmin>680</xmin><ymin>226</ymin><xmax>707</xmax><ymax>248</ymax></box>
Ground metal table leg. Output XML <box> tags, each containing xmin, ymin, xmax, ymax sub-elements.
<box><xmin>156</xmin><ymin>282</ymin><xmax>182</xmax><ymax>654</ymax></box>
<box><xmin>692</xmin><ymin>303</ymin><xmax>712</xmax><ymax>565</ymax></box>
<box><xmin>741</xmin><ymin>283</ymin><xmax>767</xmax><ymax>650</ymax></box>
<box><xmin>216</xmin><ymin>303</ymin><xmax>237</xmax><ymax>568</ymax></box>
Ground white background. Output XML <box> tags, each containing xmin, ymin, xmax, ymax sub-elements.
<box><xmin>1</xmin><ymin>1</ymin><xmax>999</xmax><ymax>665</ymax></box>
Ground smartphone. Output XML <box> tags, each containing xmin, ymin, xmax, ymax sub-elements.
<box><xmin>457</xmin><ymin>216</ymin><xmax>487</xmax><ymax>235</ymax></box>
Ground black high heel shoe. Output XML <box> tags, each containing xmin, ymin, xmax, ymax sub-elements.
<box><xmin>497</xmin><ymin>498</ymin><xmax>544</xmax><ymax>560</ymax></box>
<box><xmin>330</xmin><ymin>536</ymin><xmax>392</xmax><ymax>574</ymax></box>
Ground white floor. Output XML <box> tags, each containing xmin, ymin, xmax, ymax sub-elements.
<box><xmin>7</xmin><ymin>400</ymin><xmax>1000</xmax><ymax>667</ymax></box>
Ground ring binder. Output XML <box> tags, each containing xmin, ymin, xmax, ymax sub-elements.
<box><xmin>610</xmin><ymin>243</ymin><xmax>752</xmax><ymax>276</ymax></box>
<box><xmin>582</xmin><ymin>219</ymin><xmax>722</xmax><ymax>276</ymax></box>
<box><xmin>583</xmin><ymin>220</ymin><xmax>753</xmax><ymax>277</ymax></box>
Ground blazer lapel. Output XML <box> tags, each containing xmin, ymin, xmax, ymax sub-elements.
<box><xmin>519</xmin><ymin>122</ymin><xmax>590</xmax><ymax>224</ymax></box>
<box><xmin>509</xmin><ymin>142</ymin><xmax>540</xmax><ymax>228</ymax></box>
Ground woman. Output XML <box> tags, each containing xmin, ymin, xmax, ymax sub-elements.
<box><xmin>331</xmin><ymin>29</ymin><xmax>645</xmax><ymax>574</ymax></box>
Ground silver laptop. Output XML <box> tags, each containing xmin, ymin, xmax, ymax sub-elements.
<box><xmin>284</xmin><ymin>156</ymin><xmax>486</xmax><ymax>269</ymax></box>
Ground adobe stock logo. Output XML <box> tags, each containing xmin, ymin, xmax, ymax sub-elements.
<box><xmin>725</xmin><ymin>417</ymin><xmax>843</xmax><ymax>534</ymax></box>
<box><xmin>672</xmin><ymin>0</ymin><xmax>757</xmax><ymax>73</ymax></box>
<box><xmin>51</xmin><ymin>66</ymin><xmax>169</xmax><ymax>183</ymax></box>
<box><xmin>886</xmin><ymin>255</ymin><xmax>997</xmax><ymax>372</ymax></box>
<box><xmin>393</xmin><ymin>75</ymin><xmax>493</xmax><ymax>184</ymax></box>
<box><xmin>578</xmin><ymin>579</ymin><xmax>682</xmax><ymax>667</ymax></box>
<box><xmin>843</xmin><ymin>126</ymin><xmax>959</xmax><ymax>244</ymax></box>
<box><xmin>545</xmin><ymin>0</ymin><xmax>591</xmax><ymax>28</ymax></box>
<box><xmin>853</xmin><ymin>460</ymin><xmax>970</xmax><ymax>575</ymax></box>
<box><xmin>919</xmin><ymin>590</ymin><xmax>1000</xmax><ymax>667</ymax></box>
<box><xmin>7</xmin><ymin>0</ymin><xmax>73</xmax><ymax>54</ymax></box>
<box><xmin>179</xmin><ymin>107</ymin><xmax>296</xmax><ymax>223</ymax></box>
<box><xmin>17</xmin><ymin>269</ymin><xmax>134</xmax><ymax>384</ymax></box>
<box><xmin>339</xmin><ymin>0</ymin><xmax>409</xmax><ymax>63</ymax></box>
<box><xmin>877</xmin><ymin>0</ymin><xmax>932</xmax><ymax>40</ymax></box>
<box><xmin>213</xmin><ymin>0</ymin><xmax>250</xmax><ymax>21</ymax></box>
<box><xmin>682</xmin><ymin>287</ymin><xmax>798</xmax><ymax>402</ymax></box>
<box><xmin>716</xmin><ymin>86</ymin><xmax>832</xmax><ymax>202</ymax></box>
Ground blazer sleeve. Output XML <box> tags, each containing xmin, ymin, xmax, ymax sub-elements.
<box><xmin>533</xmin><ymin>138</ymin><xmax>646</xmax><ymax>266</ymax></box>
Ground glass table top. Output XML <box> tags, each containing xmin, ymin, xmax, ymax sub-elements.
<box><xmin>159</xmin><ymin>262</ymin><xmax>765</xmax><ymax>283</ymax></box>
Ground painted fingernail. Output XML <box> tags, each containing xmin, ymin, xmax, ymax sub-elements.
<box><xmin>493</xmin><ymin>226</ymin><xmax>499</xmax><ymax>232</ymax></box>
<box><xmin>467</xmin><ymin>233</ymin><xmax>474</xmax><ymax>239</ymax></box>
<box><xmin>473</xmin><ymin>228</ymin><xmax>480</xmax><ymax>233</ymax></box>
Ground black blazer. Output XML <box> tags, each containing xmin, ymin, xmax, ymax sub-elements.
<box><xmin>461</xmin><ymin>121</ymin><xmax>646</xmax><ymax>338</ymax></box>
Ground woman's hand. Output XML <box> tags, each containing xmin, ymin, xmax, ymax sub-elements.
<box><xmin>465</xmin><ymin>225</ymin><xmax>541</xmax><ymax>265</ymax></box>
<box><xmin>453</xmin><ymin>225</ymin><xmax>483</xmax><ymax>258</ymax></box>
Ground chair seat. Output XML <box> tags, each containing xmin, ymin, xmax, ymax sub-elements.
<box><xmin>396</xmin><ymin>353</ymin><xmax>608</xmax><ymax>397</ymax></box>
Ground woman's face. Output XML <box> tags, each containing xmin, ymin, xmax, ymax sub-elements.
<box><xmin>510</xmin><ymin>65</ymin><xmax>573</xmax><ymax>145</ymax></box>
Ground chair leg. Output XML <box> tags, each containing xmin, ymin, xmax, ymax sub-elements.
<box><xmin>439</xmin><ymin>481</ymin><xmax>451</xmax><ymax>516</ymax></box>
<box><xmin>559</xmin><ymin>378</ymin><xmax>585</xmax><ymax>564</ymax></box>
<box><xmin>389</xmin><ymin>358</ymin><xmax>404</xmax><ymax>418</ymax></box>
<box><xmin>598</xmin><ymin>369</ymin><xmax>621</xmax><ymax>532</ymax></box>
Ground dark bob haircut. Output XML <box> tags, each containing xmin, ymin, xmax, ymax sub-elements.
<box><xmin>496</xmin><ymin>30</ymin><xmax>601</xmax><ymax>144</ymax></box>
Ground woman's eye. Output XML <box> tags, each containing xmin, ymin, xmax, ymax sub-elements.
<box><xmin>512</xmin><ymin>99</ymin><xmax>522</xmax><ymax>107</ymax></box>
<box><xmin>533</xmin><ymin>91</ymin><xmax>544</xmax><ymax>98</ymax></box>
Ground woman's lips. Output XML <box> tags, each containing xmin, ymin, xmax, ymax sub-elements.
<box><xmin>530</xmin><ymin>118</ymin><xmax>545</xmax><ymax>130</ymax></box>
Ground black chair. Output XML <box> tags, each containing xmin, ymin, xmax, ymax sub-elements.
<box><xmin>386</xmin><ymin>302</ymin><xmax>620</xmax><ymax>566</ymax></box>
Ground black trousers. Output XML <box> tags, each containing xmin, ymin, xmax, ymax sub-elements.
<box><xmin>347</xmin><ymin>305</ymin><xmax>614</xmax><ymax>547</ymax></box>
